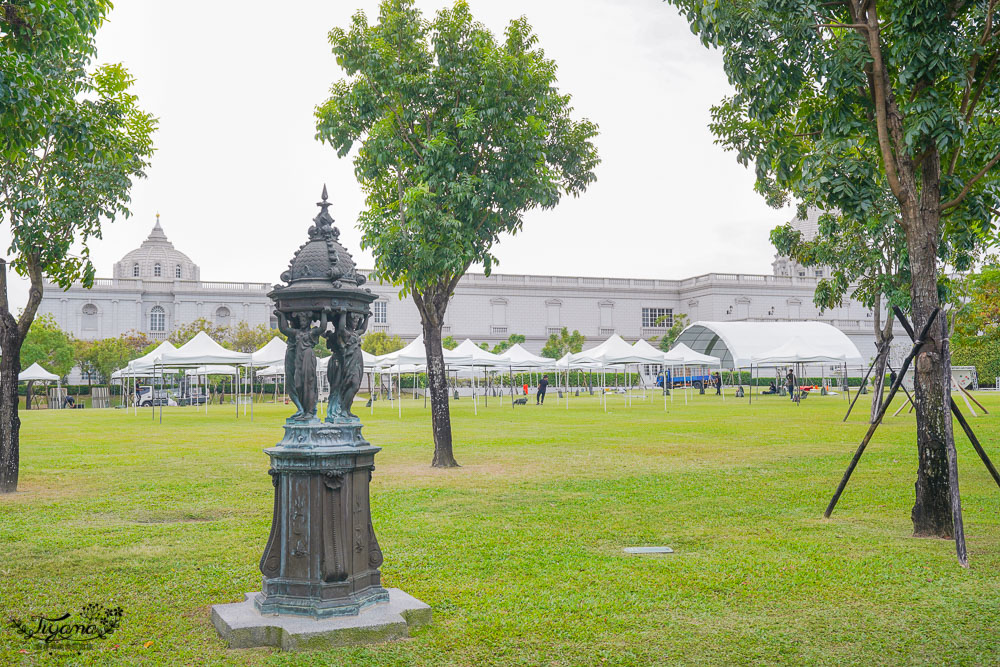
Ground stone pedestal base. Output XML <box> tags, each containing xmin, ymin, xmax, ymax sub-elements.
<box><xmin>211</xmin><ymin>588</ymin><xmax>431</xmax><ymax>651</ymax></box>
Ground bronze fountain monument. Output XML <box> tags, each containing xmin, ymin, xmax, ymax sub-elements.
<box><xmin>211</xmin><ymin>188</ymin><xmax>431</xmax><ymax>650</ymax></box>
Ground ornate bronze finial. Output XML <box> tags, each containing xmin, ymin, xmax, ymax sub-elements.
<box><xmin>317</xmin><ymin>185</ymin><xmax>331</xmax><ymax>215</ymax></box>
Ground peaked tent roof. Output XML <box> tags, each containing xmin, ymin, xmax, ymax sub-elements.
<box><xmin>19</xmin><ymin>362</ymin><xmax>59</xmax><ymax>382</ymax></box>
<box><xmin>257</xmin><ymin>363</ymin><xmax>284</xmax><ymax>377</ymax></box>
<box><xmin>497</xmin><ymin>343</ymin><xmax>553</xmax><ymax>369</ymax></box>
<box><xmin>555</xmin><ymin>351</ymin><xmax>603</xmax><ymax>369</ymax></box>
<box><xmin>251</xmin><ymin>337</ymin><xmax>287</xmax><ymax>367</ymax></box>
<box><xmin>126</xmin><ymin>340</ymin><xmax>178</xmax><ymax>374</ymax></box>
<box><xmin>749</xmin><ymin>336</ymin><xmax>857</xmax><ymax>365</ymax></box>
<box><xmin>632</xmin><ymin>339</ymin><xmax>667</xmax><ymax>362</ymax></box>
<box><xmin>452</xmin><ymin>339</ymin><xmax>507</xmax><ymax>367</ymax></box>
<box><xmin>663</xmin><ymin>342</ymin><xmax>723</xmax><ymax>366</ymax></box>
<box><xmin>572</xmin><ymin>334</ymin><xmax>664</xmax><ymax>365</ymax></box>
<box><xmin>374</xmin><ymin>335</ymin><xmax>473</xmax><ymax>368</ymax></box>
<box><xmin>675</xmin><ymin>321</ymin><xmax>864</xmax><ymax>368</ymax></box>
<box><xmin>158</xmin><ymin>331</ymin><xmax>252</xmax><ymax>366</ymax></box>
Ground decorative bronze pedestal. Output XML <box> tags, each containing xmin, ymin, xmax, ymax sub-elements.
<box><xmin>256</xmin><ymin>422</ymin><xmax>386</xmax><ymax>618</ymax></box>
<box><xmin>211</xmin><ymin>188</ymin><xmax>430</xmax><ymax>649</ymax></box>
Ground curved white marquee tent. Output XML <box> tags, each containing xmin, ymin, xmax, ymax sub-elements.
<box><xmin>675</xmin><ymin>321</ymin><xmax>864</xmax><ymax>369</ymax></box>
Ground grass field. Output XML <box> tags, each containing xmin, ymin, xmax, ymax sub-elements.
<box><xmin>3</xmin><ymin>389</ymin><xmax>1000</xmax><ymax>665</ymax></box>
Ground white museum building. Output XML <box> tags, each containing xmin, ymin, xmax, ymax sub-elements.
<box><xmin>39</xmin><ymin>211</ymin><xmax>888</xmax><ymax>364</ymax></box>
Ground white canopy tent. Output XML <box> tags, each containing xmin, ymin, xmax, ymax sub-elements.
<box><xmin>374</xmin><ymin>335</ymin><xmax>474</xmax><ymax>418</ymax></box>
<box><xmin>497</xmin><ymin>344</ymin><xmax>554</xmax><ymax>408</ymax></box>
<box><xmin>156</xmin><ymin>332</ymin><xmax>255</xmax><ymax>421</ymax></box>
<box><xmin>675</xmin><ymin>321</ymin><xmax>864</xmax><ymax>369</ymax></box>
<box><xmin>568</xmin><ymin>334</ymin><xmax>667</xmax><ymax>411</ymax></box>
<box><xmin>185</xmin><ymin>364</ymin><xmax>239</xmax><ymax>376</ymax></box>
<box><xmin>160</xmin><ymin>332</ymin><xmax>253</xmax><ymax>366</ymax></box>
<box><xmin>112</xmin><ymin>340</ymin><xmax>177</xmax><ymax>412</ymax></box>
<box><xmin>451</xmin><ymin>339</ymin><xmax>507</xmax><ymax>414</ymax></box>
<box><xmin>746</xmin><ymin>334</ymin><xmax>864</xmax><ymax>404</ymax></box>
<box><xmin>663</xmin><ymin>342</ymin><xmax>725</xmax><ymax>366</ymax></box>
<box><xmin>749</xmin><ymin>336</ymin><xmax>862</xmax><ymax>366</ymax></box>
<box><xmin>676</xmin><ymin>320</ymin><xmax>864</xmax><ymax>403</ymax></box>
<box><xmin>19</xmin><ymin>362</ymin><xmax>61</xmax><ymax>409</ymax></box>
<box><xmin>126</xmin><ymin>340</ymin><xmax>177</xmax><ymax>375</ymax></box>
<box><xmin>19</xmin><ymin>362</ymin><xmax>60</xmax><ymax>382</ymax></box>
<box><xmin>662</xmin><ymin>342</ymin><xmax>723</xmax><ymax>407</ymax></box>
<box><xmin>250</xmin><ymin>337</ymin><xmax>287</xmax><ymax>367</ymax></box>
<box><xmin>375</xmin><ymin>334</ymin><xmax>474</xmax><ymax>367</ymax></box>
<box><xmin>497</xmin><ymin>344</ymin><xmax>551</xmax><ymax>369</ymax></box>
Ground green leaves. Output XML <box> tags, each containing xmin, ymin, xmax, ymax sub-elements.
<box><xmin>315</xmin><ymin>0</ymin><xmax>599</xmax><ymax>296</ymax></box>
<box><xmin>20</xmin><ymin>314</ymin><xmax>74</xmax><ymax>378</ymax></box>
<box><xmin>668</xmin><ymin>0</ymin><xmax>999</xmax><ymax>243</ymax></box>
<box><xmin>540</xmin><ymin>327</ymin><xmax>584</xmax><ymax>359</ymax></box>
<box><xmin>1</xmin><ymin>59</ymin><xmax>157</xmax><ymax>291</ymax></box>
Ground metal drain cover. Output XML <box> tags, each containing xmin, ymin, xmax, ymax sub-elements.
<box><xmin>623</xmin><ymin>546</ymin><xmax>674</xmax><ymax>554</ymax></box>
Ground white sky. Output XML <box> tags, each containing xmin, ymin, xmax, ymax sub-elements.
<box><xmin>6</xmin><ymin>0</ymin><xmax>794</xmax><ymax>310</ymax></box>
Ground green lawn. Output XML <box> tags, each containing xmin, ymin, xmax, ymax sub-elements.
<box><xmin>3</xmin><ymin>390</ymin><xmax>1000</xmax><ymax>665</ymax></box>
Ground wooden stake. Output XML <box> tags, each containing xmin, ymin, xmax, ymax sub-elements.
<box><xmin>824</xmin><ymin>309</ymin><xmax>939</xmax><ymax>518</ymax></box>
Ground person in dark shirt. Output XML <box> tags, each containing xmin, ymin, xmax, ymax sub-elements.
<box><xmin>786</xmin><ymin>368</ymin><xmax>796</xmax><ymax>401</ymax></box>
<box><xmin>536</xmin><ymin>374</ymin><xmax>549</xmax><ymax>405</ymax></box>
<box><xmin>713</xmin><ymin>372</ymin><xmax>722</xmax><ymax>395</ymax></box>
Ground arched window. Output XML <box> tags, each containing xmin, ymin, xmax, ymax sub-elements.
<box><xmin>175</xmin><ymin>265</ymin><xmax>182</xmax><ymax>278</ymax></box>
<box><xmin>150</xmin><ymin>306</ymin><xmax>166</xmax><ymax>332</ymax></box>
<box><xmin>153</xmin><ymin>263</ymin><xmax>162</xmax><ymax>277</ymax></box>
<box><xmin>132</xmin><ymin>263</ymin><xmax>139</xmax><ymax>277</ymax></box>
<box><xmin>215</xmin><ymin>306</ymin><xmax>231</xmax><ymax>326</ymax></box>
<box><xmin>82</xmin><ymin>304</ymin><xmax>98</xmax><ymax>331</ymax></box>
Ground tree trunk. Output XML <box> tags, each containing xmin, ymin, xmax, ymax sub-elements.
<box><xmin>0</xmin><ymin>325</ymin><xmax>23</xmax><ymax>492</ymax></box>
<box><xmin>903</xmin><ymin>170</ymin><xmax>955</xmax><ymax>538</ymax></box>
<box><xmin>0</xmin><ymin>256</ymin><xmax>45</xmax><ymax>493</ymax></box>
<box><xmin>413</xmin><ymin>286</ymin><xmax>459</xmax><ymax>468</ymax></box>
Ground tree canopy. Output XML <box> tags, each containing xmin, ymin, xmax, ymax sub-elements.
<box><xmin>540</xmin><ymin>327</ymin><xmax>585</xmax><ymax>359</ymax></box>
<box><xmin>492</xmin><ymin>333</ymin><xmax>525</xmax><ymax>355</ymax></box>
<box><xmin>362</xmin><ymin>331</ymin><xmax>406</xmax><ymax>356</ymax></box>
<box><xmin>657</xmin><ymin>314</ymin><xmax>690</xmax><ymax>353</ymax></box>
<box><xmin>20</xmin><ymin>314</ymin><xmax>74</xmax><ymax>378</ymax></box>
<box><xmin>315</xmin><ymin>0</ymin><xmax>599</xmax><ymax>467</ymax></box>
<box><xmin>664</xmin><ymin>0</ymin><xmax>1000</xmax><ymax>543</ymax></box>
<box><xmin>316</xmin><ymin>0</ymin><xmax>600</xmax><ymax>296</ymax></box>
<box><xmin>1</xmin><ymin>0</ymin><xmax>112</xmax><ymax>156</ymax></box>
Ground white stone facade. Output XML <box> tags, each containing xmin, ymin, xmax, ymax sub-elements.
<box><xmin>360</xmin><ymin>269</ymin><xmax>884</xmax><ymax>362</ymax></box>
<box><xmin>40</xmin><ymin>219</ymin><xmax>272</xmax><ymax>342</ymax></box>
<box><xmin>39</xmin><ymin>212</ymin><xmax>892</xmax><ymax>366</ymax></box>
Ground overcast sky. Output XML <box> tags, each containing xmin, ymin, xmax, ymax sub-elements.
<box><xmin>6</xmin><ymin>0</ymin><xmax>795</xmax><ymax>310</ymax></box>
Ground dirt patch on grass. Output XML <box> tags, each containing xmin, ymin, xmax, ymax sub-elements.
<box><xmin>129</xmin><ymin>512</ymin><xmax>223</xmax><ymax>525</ymax></box>
<box><xmin>376</xmin><ymin>461</ymin><xmax>510</xmax><ymax>486</ymax></box>
<box><xmin>1</xmin><ymin>477</ymin><xmax>88</xmax><ymax>503</ymax></box>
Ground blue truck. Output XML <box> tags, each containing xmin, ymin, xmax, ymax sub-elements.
<box><xmin>656</xmin><ymin>370</ymin><xmax>713</xmax><ymax>390</ymax></box>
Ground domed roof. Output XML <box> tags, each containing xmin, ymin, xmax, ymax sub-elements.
<box><xmin>114</xmin><ymin>216</ymin><xmax>200</xmax><ymax>280</ymax></box>
<box><xmin>279</xmin><ymin>188</ymin><xmax>364</xmax><ymax>288</ymax></box>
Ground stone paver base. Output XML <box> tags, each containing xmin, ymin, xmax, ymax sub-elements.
<box><xmin>211</xmin><ymin>588</ymin><xmax>431</xmax><ymax>651</ymax></box>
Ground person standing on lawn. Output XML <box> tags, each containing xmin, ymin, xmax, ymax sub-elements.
<box><xmin>713</xmin><ymin>372</ymin><xmax>722</xmax><ymax>396</ymax></box>
<box><xmin>786</xmin><ymin>368</ymin><xmax>795</xmax><ymax>401</ymax></box>
<box><xmin>536</xmin><ymin>375</ymin><xmax>549</xmax><ymax>405</ymax></box>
